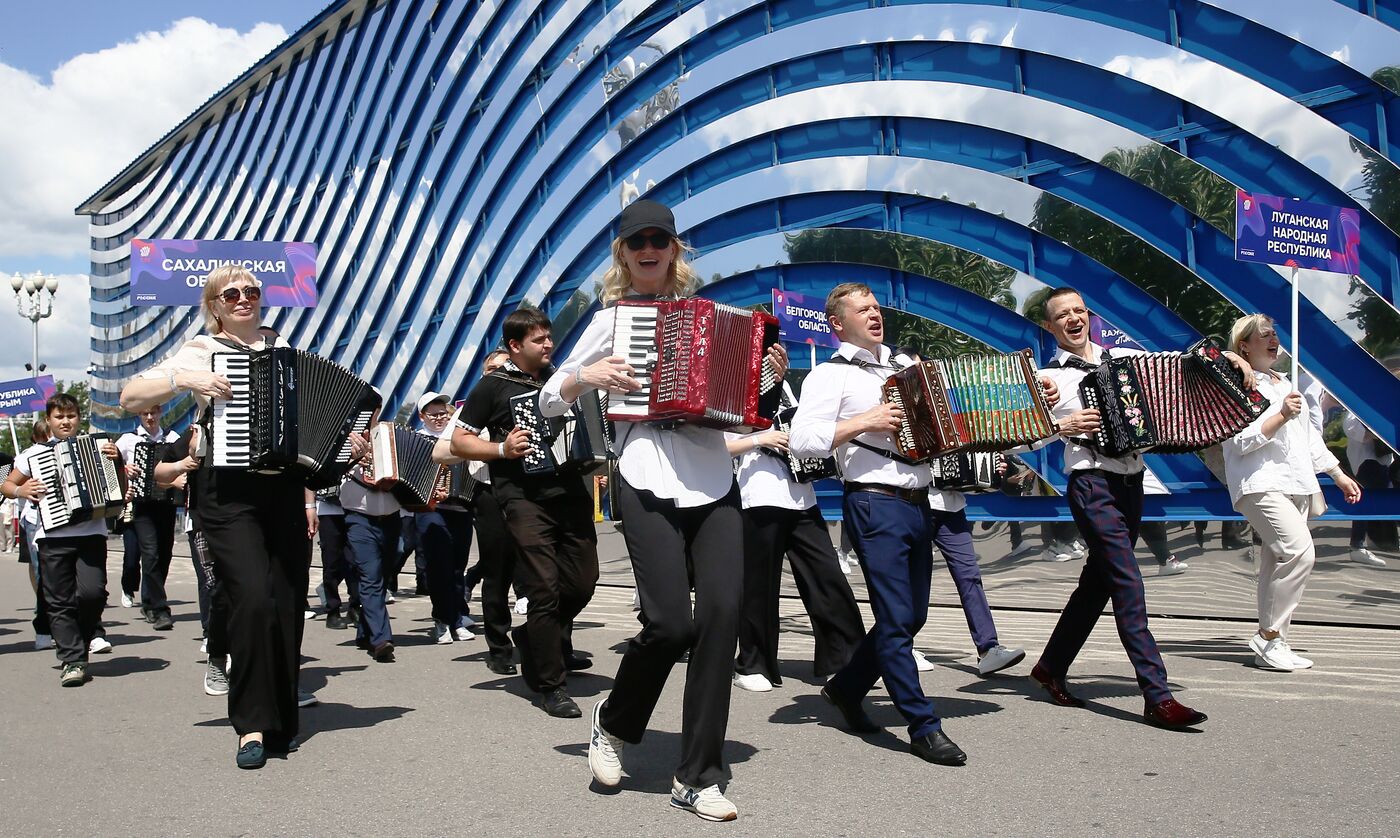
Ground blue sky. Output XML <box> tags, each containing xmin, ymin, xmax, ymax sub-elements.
<box><xmin>0</xmin><ymin>1</ymin><xmax>330</xmax><ymax>78</ymax></box>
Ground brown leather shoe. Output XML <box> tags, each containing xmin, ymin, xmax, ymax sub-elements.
<box><xmin>1143</xmin><ymin>698</ymin><xmax>1207</xmax><ymax>729</ymax></box>
<box><xmin>1030</xmin><ymin>662</ymin><xmax>1084</xmax><ymax>708</ymax></box>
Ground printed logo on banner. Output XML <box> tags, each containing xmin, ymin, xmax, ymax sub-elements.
<box><xmin>1089</xmin><ymin>314</ymin><xmax>1144</xmax><ymax>351</ymax></box>
<box><xmin>772</xmin><ymin>289</ymin><xmax>840</xmax><ymax>349</ymax></box>
<box><xmin>0</xmin><ymin>375</ymin><xmax>56</xmax><ymax>417</ymax></box>
<box><xmin>1234</xmin><ymin>191</ymin><xmax>1361</xmax><ymax>275</ymax></box>
<box><xmin>129</xmin><ymin>239</ymin><xmax>320</xmax><ymax>307</ymax></box>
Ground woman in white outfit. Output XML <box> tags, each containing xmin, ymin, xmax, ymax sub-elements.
<box><xmin>1222</xmin><ymin>314</ymin><xmax>1362</xmax><ymax>671</ymax></box>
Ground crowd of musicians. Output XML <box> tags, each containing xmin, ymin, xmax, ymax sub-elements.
<box><xmin>0</xmin><ymin>197</ymin><xmax>1380</xmax><ymax>822</ymax></box>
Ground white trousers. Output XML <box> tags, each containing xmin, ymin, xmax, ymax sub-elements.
<box><xmin>1235</xmin><ymin>492</ymin><xmax>1315</xmax><ymax>636</ymax></box>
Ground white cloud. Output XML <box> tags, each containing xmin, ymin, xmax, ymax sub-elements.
<box><xmin>0</xmin><ymin>17</ymin><xmax>288</xmax><ymax>263</ymax></box>
<box><xmin>0</xmin><ymin>273</ymin><xmax>93</xmax><ymax>386</ymax></box>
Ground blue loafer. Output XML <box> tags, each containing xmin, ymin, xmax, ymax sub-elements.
<box><xmin>236</xmin><ymin>740</ymin><xmax>266</xmax><ymax>770</ymax></box>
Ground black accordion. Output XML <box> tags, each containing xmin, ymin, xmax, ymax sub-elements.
<box><xmin>435</xmin><ymin>462</ymin><xmax>477</xmax><ymax>506</ymax></box>
<box><xmin>366</xmin><ymin>423</ymin><xmax>442</xmax><ymax>509</ymax></box>
<box><xmin>770</xmin><ymin>405</ymin><xmax>838</xmax><ymax>483</ymax></box>
<box><xmin>129</xmin><ymin>440</ymin><xmax>184</xmax><ymax>505</ymax></box>
<box><xmin>210</xmin><ymin>347</ymin><xmax>380</xmax><ymax>487</ymax></box>
<box><xmin>609</xmin><ymin>298</ymin><xmax>781</xmax><ymax>431</ymax></box>
<box><xmin>510</xmin><ymin>387</ymin><xmax>609</xmax><ymax>476</ymax></box>
<box><xmin>29</xmin><ymin>435</ymin><xmax>127</xmax><ymax>530</ymax></box>
<box><xmin>932</xmin><ymin>451</ymin><xmax>1003</xmax><ymax>493</ymax></box>
<box><xmin>884</xmin><ymin>349</ymin><xmax>1057</xmax><ymax>463</ymax></box>
<box><xmin>1078</xmin><ymin>338</ymin><xmax>1269</xmax><ymax>457</ymax></box>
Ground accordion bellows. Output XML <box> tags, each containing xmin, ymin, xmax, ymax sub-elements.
<box><xmin>610</xmin><ymin>298</ymin><xmax>781</xmax><ymax>431</ymax></box>
<box><xmin>1079</xmin><ymin>338</ymin><xmax>1269</xmax><ymax>457</ymax></box>
<box><xmin>885</xmin><ymin>350</ymin><xmax>1057</xmax><ymax>462</ymax></box>
<box><xmin>29</xmin><ymin>435</ymin><xmax>127</xmax><ymax>530</ymax></box>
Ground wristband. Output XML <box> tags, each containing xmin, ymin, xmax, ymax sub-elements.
<box><xmin>167</xmin><ymin>370</ymin><xmax>179</xmax><ymax>392</ymax></box>
<box><xmin>574</xmin><ymin>367</ymin><xmax>584</xmax><ymax>387</ymax></box>
<box><xmin>304</xmin><ymin>503</ymin><xmax>316</xmax><ymax>509</ymax></box>
<box><xmin>497</xmin><ymin>441</ymin><xmax>506</xmax><ymax>458</ymax></box>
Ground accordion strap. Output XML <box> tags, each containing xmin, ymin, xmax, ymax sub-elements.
<box><xmin>823</xmin><ymin>351</ymin><xmax>922</xmax><ymax>466</ymax></box>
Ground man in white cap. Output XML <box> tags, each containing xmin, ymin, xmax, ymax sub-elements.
<box><xmin>415</xmin><ymin>391</ymin><xmax>477</xmax><ymax>644</ymax></box>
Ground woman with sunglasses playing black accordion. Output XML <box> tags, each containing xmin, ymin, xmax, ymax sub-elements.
<box><xmin>540</xmin><ymin>199</ymin><xmax>786</xmax><ymax>822</ymax></box>
<box><xmin>120</xmin><ymin>265</ymin><xmax>363</xmax><ymax>770</ymax></box>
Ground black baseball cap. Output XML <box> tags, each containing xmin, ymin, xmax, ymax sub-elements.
<box><xmin>618</xmin><ymin>199</ymin><xmax>677</xmax><ymax>239</ymax></box>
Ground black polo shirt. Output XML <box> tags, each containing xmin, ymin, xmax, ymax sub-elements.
<box><xmin>458</xmin><ymin>366</ymin><xmax>588</xmax><ymax>503</ymax></box>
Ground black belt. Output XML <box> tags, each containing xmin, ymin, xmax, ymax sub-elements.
<box><xmin>844</xmin><ymin>482</ymin><xmax>929</xmax><ymax>506</ymax></box>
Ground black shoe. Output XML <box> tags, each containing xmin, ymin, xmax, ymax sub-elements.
<box><xmin>486</xmin><ymin>654</ymin><xmax>518</xmax><ymax>676</ymax></box>
<box><xmin>371</xmin><ymin>641</ymin><xmax>395</xmax><ymax>662</ymax></box>
<box><xmin>325</xmin><ymin>611</ymin><xmax>350</xmax><ymax>630</ymax></box>
<box><xmin>564</xmin><ymin>653</ymin><xmax>593</xmax><ymax>672</ymax></box>
<box><xmin>821</xmin><ymin>685</ymin><xmax>879</xmax><ymax>733</ymax></box>
<box><xmin>151</xmin><ymin>611</ymin><xmax>175</xmax><ymax>631</ymax></box>
<box><xmin>140</xmin><ymin>607</ymin><xmax>155</xmax><ymax>624</ymax></box>
<box><xmin>541</xmin><ymin>687</ymin><xmax>582</xmax><ymax>718</ymax></box>
<box><xmin>345</xmin><ymin>605</ymin><xmax>362</xmax><ymax>626</ymax></box>
<box><xmin>263</xmin><ymin>735</ymin><xmax>300</xmax><ymax>754</ymax></box>
<box><xmin>1221</xmin><ymin>538</ymin><xmax>1251</xmax><ymax>550</ymax></box>
<box><xmin>911</xmin><ymin>730</ymin><xmax>967</xmax><ymax>766</ymax></box>
<box><xmin>415</xmin><ymin>582</ymin><xmax>429</xmax><ymax>596</ymax></box>
<box><xmin>512</xmin><ymin>625</ymin><xmax>541</xmax><ymax>691</ymax></box>
<box><xmin>236</xmin><ymin>740</ymin><xmax>266</xmax><ymax>769</ymax></box>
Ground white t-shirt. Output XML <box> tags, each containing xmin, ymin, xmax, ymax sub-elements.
<box><xmin>14</xmin><ymin>441</ymin><xmax>111</xmax><ymax>541</ymax></box>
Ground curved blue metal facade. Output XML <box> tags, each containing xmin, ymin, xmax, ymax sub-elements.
<box><xmin>80</xmin><ymin>0</ymin><xmax>1400</xmax><ymax>518</ymax></box>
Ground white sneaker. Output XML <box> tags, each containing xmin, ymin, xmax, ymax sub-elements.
<box><xmin>514</xmin><ymin>596</ymin><xmax>530</xmax><ymax>616</ymax></box>
<box><xmin>588</xmin><ymin>700</ymin><xmax>625</xmax><ymax>787</ymax></box>
<box><xmin>1351</xmin><ymin>548</ymin><xmax>1387</xmax><ymax>567</ymax></box>
<box><xmin>88</xmin><ymin>636</ymin><xmax>113</xmax><ymax>655</ymax></box>
<box><xmin>433</xmin><ymin>621</ymin><xmax>455</xmax><ymax>645</ymax></box>
<box><xmin>386</xmin><ymin>591</ymin><xmax>396</xmax><ymax>604</ymax></box>
<box><xmin>297</xmin><ymin>690</ymin><xmax>319</xmax><ymax>708</ymax></box>
<box><xmin>1158</xmin><ymin>557</ymin><xmax>1188</xmax><ymax>576</ymax></box>
<box><xmin>670</xmin><ymin>779</ymin><xmax>738</xmax><ymax>822</ymax></box>
<box><xmin>1068</xmin><ymin>541</ymin><xmax>1087</xmax><ymax>560</ymax></box>
<box><xmin>977</xmin><ymin>644</ymin><xmax>1025</xmax><ymax>676</ymax></box>
<box><xmin>631</xmin><ymin>590</ymin><xmax>641</xmax><ymax>611</ymax></box>
<box><xmin>120</xmin><ymin>592</ymin><xmax>135</xmax><ymax>608</ymax></box>
<box><xmin>1249</xmin><ymin>634</ymin><xmax>1298</xmax><ymax>671</ymax></box>
<box><xmin>912</xmin><ymin>649</ymin><xmax>935</xmax><ymax>672</ymax></box>
<box><xmin>1041</xmin><ymin>545</ymin><xmax>1073</xmax><ymax>562</ymax></box>
<box><xmin>200</xmin><ymin>638</ymin><xmax>208</xmax><ymax>654</ymax></box>
<box><xmin>34</xmin><ymin>634</ymin><xmax>53</xmax><ymax>651</ymax></box>
<box><xmin>1278</xmin><ymin>639</ymin><xmax>1313</xmax><ymax>670</ymax></box>
<box><xmin>837</xmin><ymin>549</ymin><xmax>854</xmax><ymax>575</ymax></box>
<box><xmin>732</xmin><ymin>672</ymin><xmax>773</xmax><ymax>692</ymax></box>
<box><xmin>452</xmin><ymin>624</ymin><xmax>475</xmax><ymax>642</ymax></box>
<box><xmin>304</xmin><ymin>609</ymin><xmax>315</xmax><ymax>620</ymax></box>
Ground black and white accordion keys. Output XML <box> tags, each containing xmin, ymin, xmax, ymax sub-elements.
<box><xmin>510</xmin><ymin>389</ymin><xmax>609</xmax><ymax>476</ymax></box>
<box><xmin>129</xmin><ymin>440</ymin><xmax>184</xmax><ymax>505</ymax></box>
<box><xmin>770</xmin><ymin>405</ymin><xmax>838</xmax><ymax>483</ymax></box>
<box><xmin>30</xmin><ymin>435</ymin><xmax>127</xmax><ymax>530</ymax></box>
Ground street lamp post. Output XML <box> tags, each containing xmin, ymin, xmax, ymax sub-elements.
<box><xmin>10</xmin><ymin>271</ymin><xmax>59</xmax><ymax>376</ymax></box>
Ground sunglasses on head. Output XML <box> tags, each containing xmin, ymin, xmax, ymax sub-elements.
<box><xmin>219</xmin><ymin>285</ymin><xmax>262</xmax><ymax>303</ymax></box>
<box><xmin>624</xmin><ymin>232</ymin><xmax>673</xmax><ymax>251</ymax></box>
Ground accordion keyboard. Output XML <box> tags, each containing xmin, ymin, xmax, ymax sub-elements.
<box><xmin>212</xmin><ymin>353</ymin><xmax>253</xmax><ymax>467</ymax></box>
<box><xmin>611</xmin><ymin>304</ymin><xmax>659</xmax><ymax>420</ymax></box>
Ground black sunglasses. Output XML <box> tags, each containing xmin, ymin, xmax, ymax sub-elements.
<box><xmin>624</xmin><ymin>232</ymin><xmax>673</xmax><ymax>251</ymax></box>
<box><xmin>219</xmin><ymin>285</ymin><xmax>262</xmax><ymax>303</ymax></box>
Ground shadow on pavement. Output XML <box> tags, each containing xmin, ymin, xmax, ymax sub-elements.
<box><xmin>89</xmin><ymin>655</ymin><xmax>171</xmax><ymax>677</ymax></box>
<box><xmin>296</xmin><ymin>702</ymin><xmax>415</xmax><ymax>744</ymax></box>
<box><xmin>298</xmin><ymin>664</ymin><xmax>369</xmax><ymax>692</ymax></box>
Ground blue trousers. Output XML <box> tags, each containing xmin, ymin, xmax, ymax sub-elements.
<box><xmin>344</xmin><ymin>511</ymin><xmax>401</xmax><ymax>648</ymax></box>
<box><xmin>932</xmin><ymin>508</ymin><xmax>998</xmax><ymax>655</ymax></box>
<box><xmin>415</xmin><ymin>508</ymin><xmax>473</xmax><ymax>629</ymax></box>
<box><xmin>829</xmin><ymin>490</ymin><xmax>940</xmax><ymax>740</ymax></box>
<box><xmin>1040</xmin><ymin>470</ymin><xmax>1171</xmax><ymax>703</ymax></box>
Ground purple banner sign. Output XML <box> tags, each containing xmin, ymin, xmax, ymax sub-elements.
<box><xmin>1235</xmin><ymin>191</ymin><xmax>1361</xmax><ymax>274</ymax></box>
<box><xmin>772</xmin><ymin>289</ymin><xmax>840</xmax><ymax>348</ymax></box>
<box><xmin>129</xmin><ymin>239</ymin><xmax>319</xmax><ymax>307</ymax></box>
<box><xmin>0</xmin><ymin>375</ymin><xmax>56</xmax><ymax>416</ymax></box>
<box><xmin>1089</xmin><ymin>314</ymin><xmax>1144</xmax><ymax>351</ymax></box>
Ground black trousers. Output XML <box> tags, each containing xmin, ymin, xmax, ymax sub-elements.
<box><xmin>736</xmin><ymin>505</ymin><xmax>864</xmax><ymax>682</ymax></box>
<box><xmin>198</xmin><ymin>470</ymin><xmax>308</xmax><ymax>739</ymax></box>
<box><xmin>38</xmin><ymin>535</ymin><xmax>108</xmax><ymax>665</ymax></box>
<box><xmin>386</xmin><ymin>515</ymin><xmax>415</xmax><ymax>593</ymax></box>
<box><xmin>417</xmin><ymin>507</ymin><xmax>473</xmax><ymax>628</ymax></box>
<box><xmin>1350</xmin><ymin>459</ymin><xmax>1399</xmax><ymax>550</ymax></box>
<box><xmin>189</xmin><ymin>530</ymin><xmax>229</xmax><ymax>656</ymax></box>
<box><xmin>131</xmin><ymin>501</ymin><xmax>177</xmax><ymax>612</ymax></box>
<box><xmin>601</xmin><ymin>477</ymin><xmax>743</xmax><ymax>790</ymax></box>
<box><xmin>120</xmin><ymin>525</ymin><xmax>140</xmax><ymax>595</ymax></box>
<box><xmin>317</xmin><ymin>514</ymin><xmax>358</xmax><ymax>613</ymax></box>
<box><xmin>501</xmin><ymin>488</ymin><xmax>599</xmax><ymax>692</ymax></box>
<box><xmin>468</xmin><ymin>485</ymin><xmax>517</xmax><ymax>659</ymax></box>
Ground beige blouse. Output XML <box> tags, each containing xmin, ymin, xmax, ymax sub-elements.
<box><xmin>136</xmin><ymin>331</ymin><xmax>288</xmax><ymax>415</ymax></box>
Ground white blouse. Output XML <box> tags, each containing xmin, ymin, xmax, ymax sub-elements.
<box><xmin>540</xmin><ymin>305</ymin><xmax>735</xmax><ymax>508</ymax></box>
<box><xmin>137</xmin><ymin>332</ymin><xmax>290</xmax><ymax>416</ymax></box>
<box><xmin>727</xmin><ymin>430</ymin><xmax>816</xmax><ymax>511</ymax></box>
<box><xmin>1222</xmin><ymin>371</ymin><xmax>1339</xmax><ymax>505</ymax></box>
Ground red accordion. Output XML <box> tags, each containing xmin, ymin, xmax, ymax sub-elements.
<box><xmin>609</xmin><ymin>298</ymin><xmax>781</xmax><ymax>431</ymax></box>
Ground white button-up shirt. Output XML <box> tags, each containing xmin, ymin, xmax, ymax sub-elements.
<box><xmin>1039</xmin><ymin>343</ymin><xmax>1147</xmax><ymax>476</ymax></box>
<box><xmin>540</xmin><ymin>305</ymin><xmax>734</xmax><ymax>507</ymax></box>
<box><xmin>727</xmin><ymin>431</ymin><xmax>816</xmax><ymax>511</ymax></box>
<box><xmin>1343</xmin><ymin>412</ymin><xmax>1392</xmax><ymax>469</ymax></box>
<box><xmin>1223</xmin><ymin>371</ymin><xmax>1340</xmax><ymax>504</ymax></box>
<box><xmin>116</xmin><ymin>425</ymin><xmax>180</xmax><ymax>463</ymax></box>
<box><xmin>789</xmin><ymin>342</ymin><xmax>949</xmax><ymax>500</ymax></box>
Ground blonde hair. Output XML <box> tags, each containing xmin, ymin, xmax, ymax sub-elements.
<box><xmin>201</xmin><ymin>265</ymin><xmax>258</xmax><ymax>333</ymax></box>
<box><xmin>598</xmin><ymin>236</ymin><xmax>700</xmax><ymax>306</ymax></box>
<box><xmin>1228</xmin><ymin>313</ymin><xmax>1274</xmax><ymax>358</ymax></box>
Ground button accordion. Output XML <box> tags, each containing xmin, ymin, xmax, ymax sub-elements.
<box><xmin>29</xmin><ymin>435</ymin><xmax>127</xmax><ymax>530</ymax></box>
<box><xmin>609</xmin><ymin>298</ymin><xmax>782</xmax><ymax>431</ymax></box>
<box><xmin>1078</xmin><ymin>338</ymin><xmax>1269</xmax><ymax>457</ymax></box>
<box><xmin>932</xmin><ymin>451</ymin><xmax>1003</xmax><ymax>493</ymax></box>
<box><xmin>434</xmin><ymin>462</ymin><xmax>477</xmax><ymax>507</ymax></box>
<box><xmin>210</xmin><ymin>347</ymin><xmax>380</xmax><ymax>486</ymax></box>
<box><xmin>366</xmin><ymin>423</ymin><xmax>443</xmax><ymax>509</ymax></box>
<box><xmin>884</xmin><ymin>350</ymin><xmax>1057</xmax><ymax>463</ymax></box>
<box><xmin>129</xmin><ymin>440</ymin><xmax>184</xmax><ymax>505</ymax></box>
<box><xmin>770</xmin><ymin>405</ymin><xmax>838</xmax><ymax>483</ymax></box>
<box><xmin>510</xmin><ymin>387</ymin><xmax>610</xmax><ymax>476</ymax></box>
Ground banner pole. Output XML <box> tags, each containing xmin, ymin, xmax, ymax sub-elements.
<box><xmin>7</xmin><ymin>416</ymin><xmax>18</xmax><ymax>453</ymax></box>
<box><xmin>1290</xmin><ymin>265</ymin><xmax>1300</xmax><ymax>398</ymax></box>
<box><xmin>810</xmin><ymin>343</ymin><xmax>816</xmax><ymax>371</ymax></box>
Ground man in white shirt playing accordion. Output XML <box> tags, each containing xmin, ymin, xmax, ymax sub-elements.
<box><xmin>116</xmin><ymin>403</ymin><xmax>182</xmax><ymax>631</ymax></box>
